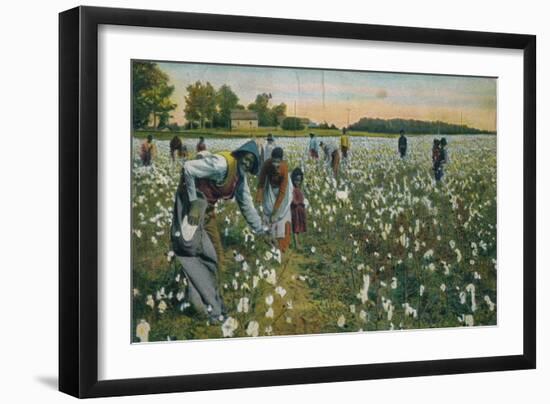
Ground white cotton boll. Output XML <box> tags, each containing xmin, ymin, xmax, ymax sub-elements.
<box><xmin>459</xmin><ymin>291</ymin><xmax>467</xmax><ymax>304</ymax></box>
<box><xmin>136</xmin><ymin>319</ymin><xmax>151</xmax><ymax>343</ymax></box>
<box><xmin>266</xmin><ymin>269</ymin><xmax>277</xmax><ymax>285</ymax></box>
<box><xmin>221</xmin><ymin>317</ymin><xmax>239</xmax><ymax>337</ymax></box>
<box><xmin>357</xmin><ymin>275</ymin><xmax>370</xmax><ymax>304</ymax></box>
<box><xmin>237</xmin><ymin>297</ymin><xmax>249</xmax><ymax>313</ymax></box>
<box><xmin>146</xmin><ymin>295</ymin><xmax>155</xmax><ymax>309</ymax></box>
<box><xmin>403</xmin><ymin>302</ymin><xmax>418</xmax><ymax>318</ymax></box>
<box><xmin>466</xmin><ymin>283</ymin><xmax>477</xmax><ymax>312</ymax></box>
<box><xmin>337</xmin><ymin>315</ymin><xmax>346</xmax><ymax>328</ymax></box>
<box><xmin>484</xmin><ymin>295</ymin><xmax>495</xmax><ymax>311</ymax></box>
<box><xmin>275</xmin><ymin>286</ymin><xmax>287</xmax><ymax>298</ymax></box>
<box><xmin>455</xmin><ymin>248</ymin><xmax>462</xmax><ymax>263</ymax></box>
<box><xmin>246</xmin><ymin>321</ymin><xmax>259</xmax><ymax>337</ymax></box>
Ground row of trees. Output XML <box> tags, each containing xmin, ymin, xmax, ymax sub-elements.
<box><xmin>349</xmin><ymin>117</ymin><xmax>494</xmax><ymax>135</ymax></box>
<box><xmin>184</xmin><ymin>85</ymin><xmax>288</xmax><ymax>129</ymax></box>
<box><xmin>132</xmin><ymin>62</ymin><xmax>290</xmax><ymax>130</ymax></box>
<box><xmin>132</xmin><ymin>62</ymin><xmax>177</xmax><ymax>130</ymax></box>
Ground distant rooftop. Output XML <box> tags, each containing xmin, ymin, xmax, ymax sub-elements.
<box><xmin>231</xmin><ymin>110</ymin><xmax>258</xmax><ymax>120</ymax></box>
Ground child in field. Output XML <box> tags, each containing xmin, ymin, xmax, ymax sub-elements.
<box><xmin>196</xmin><ymin>136</ymin><xmax>206</xmax><ymax>152</ymax></box>
<box><xmin>290</xmin><ymin>167</ymin><xmax>307</xmax><ymax>250</ymax></box>
<box><xmin>340</xmin><ymin>128</ymin><xmax>350</xmax><ymax>161</ymax></box>
<box><xmin>435</xmin><ymin>138</ymin><xmax>448</xmax><ymax>181</ymax></box>
<box><xmin>432</xmin><ymin>138</ymin><xmax>441</xmax><ymax>178</ymax></box>
<box><xmin>140</xmin><ymin>134</ymin><xmax>157</xmax><ymax>166</ymax></box>
<box><xmin>308</xmin><ymin>133</ymin><xmax>319</xmax><ymax>159</ymax></box>
<box><xmin>255</xmin><ymin>147</ymin><xmax>293</xmax><ymax>253</ymax></box>
<box><xmin>169</xmin><ymin>136</ymin><xmax>182</xmax><ymax>163</ymax></box>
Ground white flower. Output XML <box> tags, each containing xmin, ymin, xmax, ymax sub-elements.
<box><xmin>237</xmin><ymin>297</ymin><xmax>249</xmax><ymax>313</ymax></box>
<box><xmin>133</xmin><ymin>288</ymin><xmax>140</xmax><ymax>297</ymax></box>
<box><xmin>391</xmin><ymin>277</ymin><xmax>398</xmax><ymax>289</ymax></box>
<box><xmin>359</xmin><ymin>310</ymin><xmax>367</xmax><ymax>322</ymax></box>
<box><xmin>246</xmin><ymin>321</ymin><xmax>259</xmax><ymax>337</ymax></box>
<box><xmin>176</xmin><ymin>291</ymin><xmax>185</xmax><ymax>301</ymax></box>
<box><xmin>221</xmin><ymin>317</ymin><xmax>239</xmax><ymax>337</ymax></box>
<box><xmin>264</xmin><ymin>325</ymin><xmax>273</xmax><ymax>336</ymax></box>
<box><xmin>265</xmin><ymin>307</ymin><xmax>274</xmax><ymax>318</ymax></box>
<box><xmin>265</xmin><ymin>294</ymin><xmax>274</xmax><ymax>306</ymax></box>
<box><xmin>440</xmin><ymin>284</ymin><xmax>446</xmax><ymax>292</ymax></box>
<box><xmin>341</xmin><ymin>255</ymin><xmax>347</xmax><ymax>263</ymax></box>
<box><xmin>275</xmin><ymin>286</ymin><xmax>287</xmax><ymax>298</ymax></box>
<box><xmin>464</xmin><ymin>314</ymin><xmax>474</xmax><ymax>327</ymax></box>
<box><xmin>266</xmin><ymin>269</ymin><xmax>277</xmax><ymax>285</ymax></box>
<box><xmin>349</xmin><ymin>304</ymin><xmax>356</xmax><ymax>314</ymax></box>
<box><xmin>423</xmin><ymin>249</ymin><xmax>434</xmax><ymax>259</ymax></box>
<box><xmin>136</xmin><ymin>319</ymin><xmax>150</xmax><ymax>342</ymax></box>
<box><xmin>264</xmin><ymin>251</ymin><xmax>273</xmax><ymax>261</ymax></box>
<box><xmin>158</xmin><ymin>300</ymin><xmax>167</xmax><ymax>314</ymax></box>
<box><xmin>310</xmin><ymin>246</ymin><xmax>316</xmax><ymax>254</ymax></box>
<box><xmin>465</xmin><ymin>283</ymin><xmax>477</xmax><ymax>312</ymax></box>
<box><xmin>484</xmin><ymin>295</ymin><xmax>495</xmax><ymax>311</ymax></box>
<box><xmin>455</xmin><ymin>248</ymin><xmax>462</xmax><ymax>263</ymax></box>
<box><xmin>403</xmin><ymin>302</ymin><xmax>418</xmax><ymax>318</ymax></box>
<box><xmin>419</xmin><ymin>285</ymin><xmax>425</xmax><ymax>296</ymax></box>
<box><xmin>337</xmin><ymin>315</ymin><xmax>346</xmax><ymax>328</ymax></box>
<box><xmin>146</xmin><ymin>295</ymin><xmax>155</xmax><ymax>309</ymax></box>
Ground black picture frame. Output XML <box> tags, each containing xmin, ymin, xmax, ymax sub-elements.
<box><xmin>59</xmin><ymin>5</ymin><xmax>536</xmax><ymax>398</ymax></box>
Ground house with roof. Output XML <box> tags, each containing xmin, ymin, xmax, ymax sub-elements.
<box><xmin>231</xmin><ymin>110</ymin><xmax>259</xmax><ymax>129</ymax></box>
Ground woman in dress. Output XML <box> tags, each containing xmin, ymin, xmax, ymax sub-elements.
<box><xmin>290</xmin><ymin>167</ymin><xmax>307</xmax><ymax>250</ymax></box>
<box><xmin>255</xmin><ymin>147</ymin><xmax>293</xmax><ymax>253</ymax></box>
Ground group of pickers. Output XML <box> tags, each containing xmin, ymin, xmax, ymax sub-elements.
<box><xmin>138</xmin><ymin>129</ymin><xmax>449</xmax><ymax>322</ymax></box>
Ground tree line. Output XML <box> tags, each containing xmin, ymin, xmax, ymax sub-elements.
<box><xmin>132</xmin><ymin>61</ymin><xmax>288</xmax><ymax>130</ymax></box>
<box><xmin>348</xmin><ymin>117</ymin><xmax>495</xmax><ymax>135</ymax></box>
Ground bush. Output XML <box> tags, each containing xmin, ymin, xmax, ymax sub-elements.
<box><xmin>281</xmin><ymin>117</ymin><xmax>305</xmax><ymax>131</ymax></box>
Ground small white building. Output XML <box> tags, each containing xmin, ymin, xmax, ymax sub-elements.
<box><xmin>231</xmin><ymin>110</ymin><xmax>259</xmax><ymax>129</ymax></box>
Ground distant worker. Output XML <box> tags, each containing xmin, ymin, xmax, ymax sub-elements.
<box><xmin>434</xmin><ymin>137</ymin><xmax>448</xmax><ymax>182</ymax></box>
<box><xmin>196</xmin><ymin>136</ymin><xmax>206</xmax><ymax>152</ymax></box>
<box><xmin>140</xmin><ymin>134</ymin><xmax>157</xmax><ymax>166</ymax></box>
<box><xmin>340</xmin><ymin>128</ymin><xmax>350</xmax><ymax>161</ymax></box>
<box><xmin>308</xmin><ymin>133</ymin><xmax>319</xmax><ymax>159</ymax></box>
<box><xmin>398</xmin><ymin>129</ymin><xmax>407</xmax><ymax>158</ymax></box>
<box><xmin>169</xmin><ymin>136</ymin><xmax>183</xmax><ymax>163</ymax></box>
<box><xmin>320</xmin><ymin>141</ymin><xmax>341</xmax><ymax>178</ymax></box>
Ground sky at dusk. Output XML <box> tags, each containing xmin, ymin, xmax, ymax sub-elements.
<box><xmin>158</xmin><ymin>61</ymin><xmax>497</xmax><ymax>131</ymax></box>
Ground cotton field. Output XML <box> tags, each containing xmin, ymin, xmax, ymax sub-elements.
<box><xmin>131</xmin><ymin>135</ymin><xmax>497</xmax><ymax>342</ymax></box>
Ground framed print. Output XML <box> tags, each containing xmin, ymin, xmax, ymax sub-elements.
<box><xmin>59</xmin><ymin>6</ymin><xmax>536</xmax><ymax>398</ymax></box>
